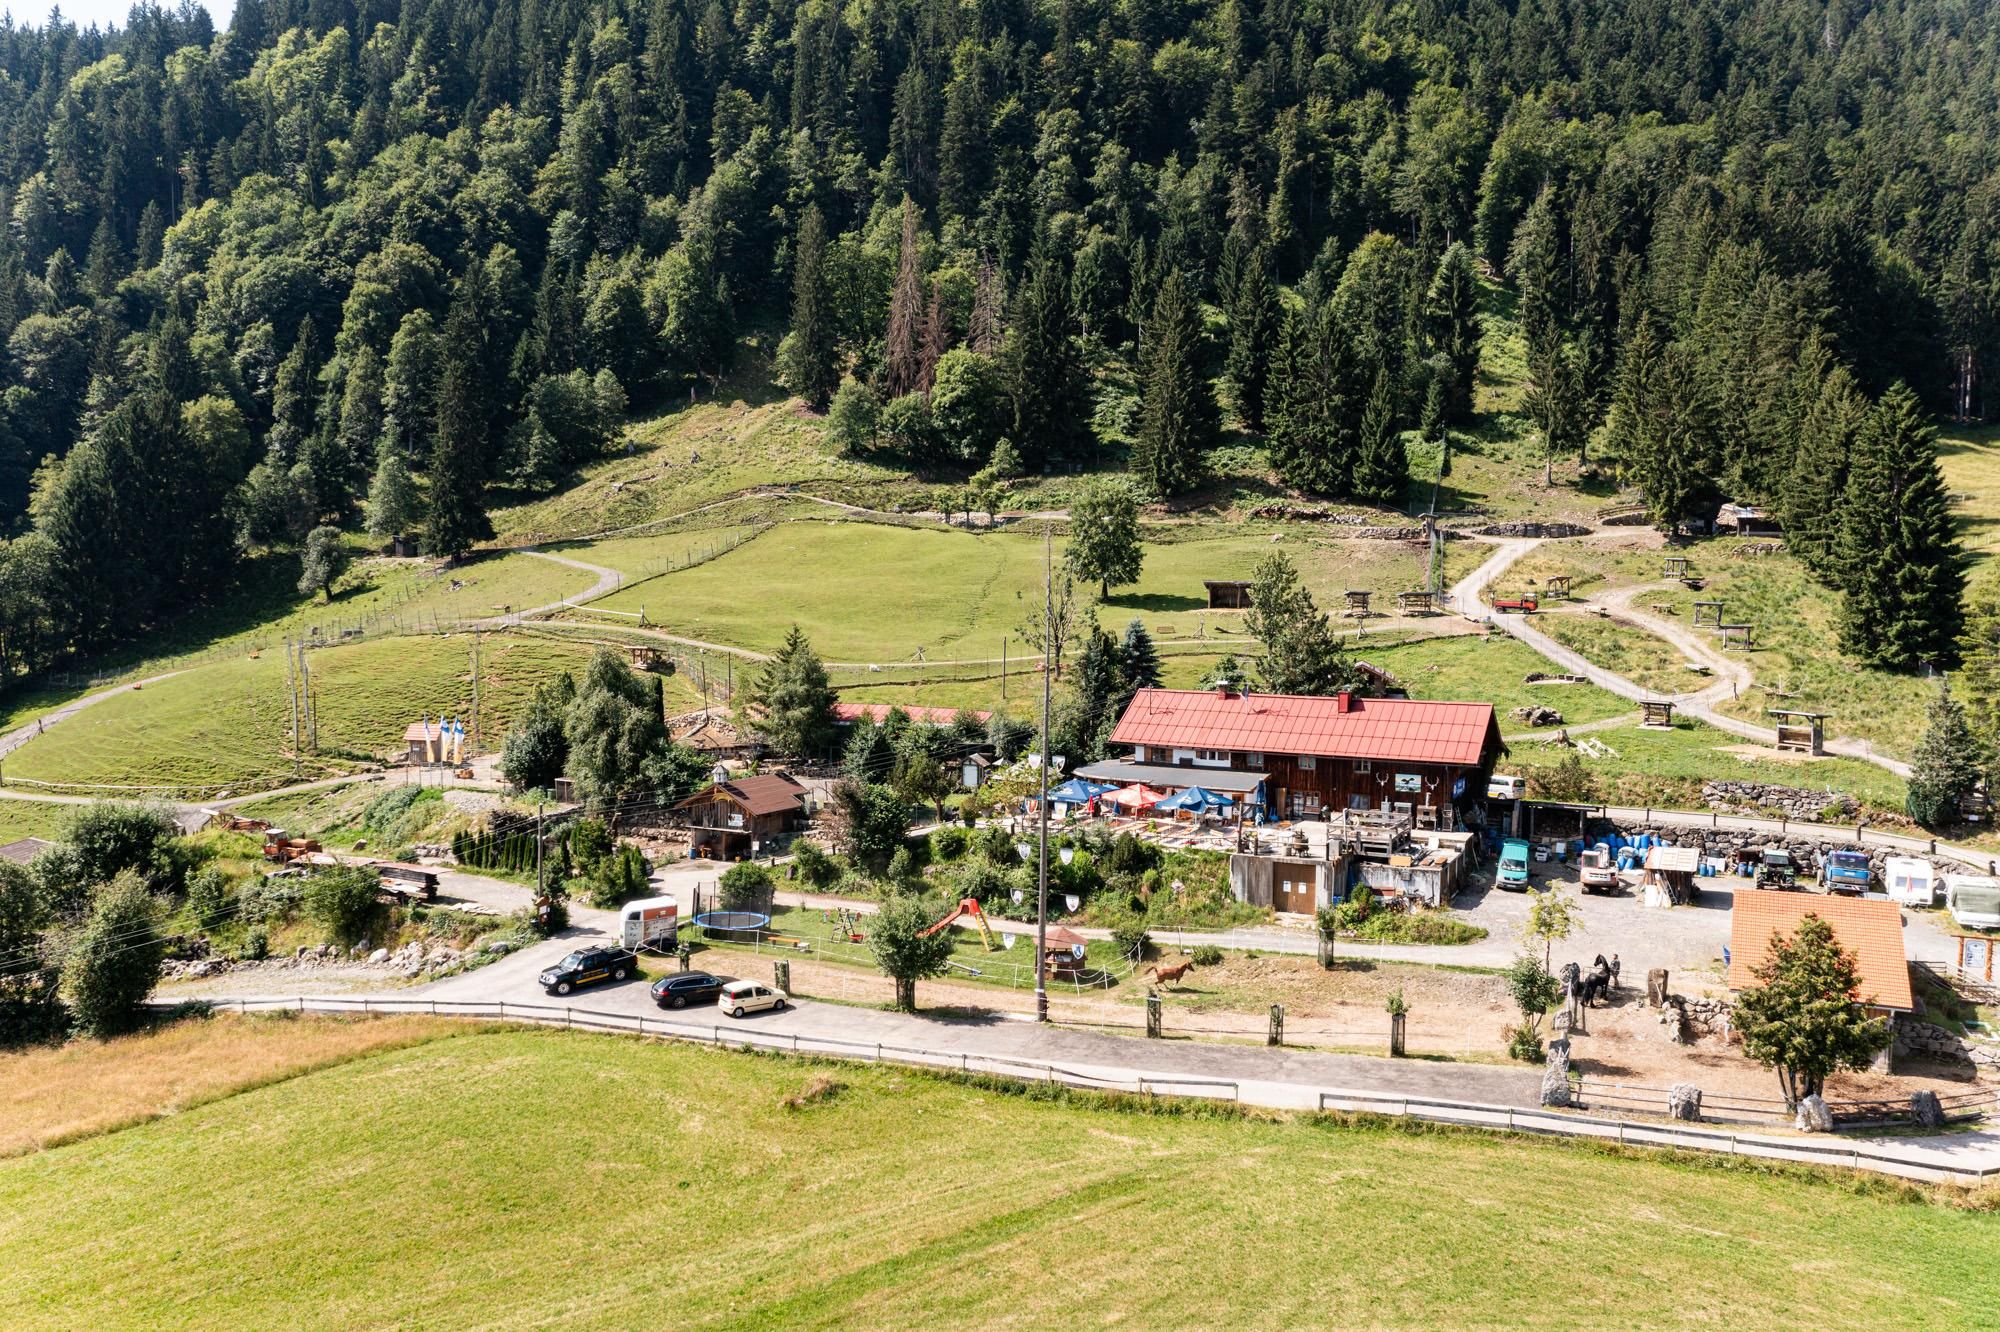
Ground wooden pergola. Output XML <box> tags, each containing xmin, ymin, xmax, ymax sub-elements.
<box><xmin>1767</xmin><ymin>709</ymin><xmax>1827</xmax><ymax>756</ymax></box>
<box><xmin>1663</xmin><ymin>556</ymin><xmax>1690</xmax><ymax>579</ymax></box>
<box><xmin>1692</xmin><ymin>600</ymin><xmax>1723</xmax><ymax>627</ymax></box>
<box><xmin>1396</xmin><ymin>590</ymin><xmax>1435</xmax><ymax>615</ymax></box>
<box><xmin>628</xmin><ymin>645</ymin><xmax>668</xmax><ymax>672</ymax></box>
<box><xmin>1544</xmin><ymin>575</ymin><xmax>1572</xmax><ymax>600</ymax></box>
<box><xmin>1719</xmin><ymin>623</ymin><xmax>1755</xmax><ymax>651</ymax></box>
<box><xmin>1639</xmin><ymin>699</ymin><xmax>1677</xmax><ymax>729</ymax></box>
<box><xmin>1344</xmin><ymin>589</ymin><xmax>1373</xmax><ymax>618</ymax></box>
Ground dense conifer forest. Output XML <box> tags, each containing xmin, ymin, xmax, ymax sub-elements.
<box><xmin>0</xmin><ymin>0</ymin><xmax>1994</xmax><ymax>685</ymax></box>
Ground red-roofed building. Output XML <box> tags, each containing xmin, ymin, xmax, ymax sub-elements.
<box><xmin>832</xmin><ymin>703</ymin><xmax>991</xmax><ymax>727</ymax></box>
<box><xmin>1094</xmin><ymin>686</ymin><xmax>1503</xmax><ymax>824</ymax></box>
<box><xmin>1726</xmin><ymin>889</ymin><xmax>1914</xmax><ymax>1013</ymax></box>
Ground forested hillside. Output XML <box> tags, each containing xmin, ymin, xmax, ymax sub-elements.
<box><xmin>0</xmin><ymin>0</ymin><xmax>1996</xmax><ymax>689</ymax></box>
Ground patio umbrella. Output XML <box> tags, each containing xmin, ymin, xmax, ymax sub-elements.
<box><xmin>1048</xmin><ymin>777</ymin><xmax>1111</xmax><ymax>804</ymax></box>
<box><xmin>1108</xmin><ymin>784</ymin><xmax>1168</xmax><ymax>810</ymax></box>
<box><xmin>1157</xmin><ymin>785</ymin><xmax>1235</xmax><ymax>812</ymax></box>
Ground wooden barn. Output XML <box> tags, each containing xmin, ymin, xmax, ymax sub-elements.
<box><xmin>1204</xmin><ymin>580</ymin><xmax>1254</xmax><ymax>610</ymax></box>
<box><xmin>1090</xmin><ymin>686</ymin><xmax>1503</xmax><ymax>828</ymax></box>
<box><xmin>674</xmin><ymin>773</ymin><xmax>811</xmax><ymax>860</ymax></box>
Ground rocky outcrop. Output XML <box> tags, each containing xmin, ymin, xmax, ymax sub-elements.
<box><xmin>1667</xmin><ymin>1083</ymin><xmax>1703</xmax><ymax>1121</ymax></box>
<box><xmin>1699</xmin><ymin>781</ymin><xmax>1857</xmax><ymax>823</ymax></box>
<box><xmin>1510</xmin><ymin>705</ymin><xmax>1564</xmax><ymax>727</ymax></box>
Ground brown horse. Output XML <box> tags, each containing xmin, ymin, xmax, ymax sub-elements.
<box><xmin>1148</xmin><ymin>959</ymin><xmax>1195</xmax><ymax>987</ymax></box>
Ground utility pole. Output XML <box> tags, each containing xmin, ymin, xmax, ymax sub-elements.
<box><xmin>1001</xmin><ymin>636</ymin><xmax>1007</xmax><ymax>701</ymax></box>
<box><xmin>534</xmin><ymin>799</ymin><xmax>546</xmax><ymax>928</ymax></box>
<box><xmin>285</xmin><ymin>639</ymin><xmax>301</xmax><ymax>779</ymax></box>
<box><xmin>1036</xmin><ymin>523</ymin><xmax>1053</xmax><ymax>1023</ymax></box>
<box><xmin>471</xmin><ymin>631</ymin><xmax>482</xmax><ymax>755</ymax></box>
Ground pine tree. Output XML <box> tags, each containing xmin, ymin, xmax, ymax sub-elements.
<box><xmin>336</xmin><ymin>343</ymin><xmax>384</xmax><ymax>470</ymax></box>
<box><xmin>266</xmin><ymin>318</ymin><xmax>321</xmax><ymax>464</ymax></box>
<box><xmin>1834</xmin><ymin>383</ymin><xmax>1967</xmax><ymax>669</ymax></box>
<box><xmin>1508</xmin><ymin>188</ymin><xmax>1563</xmax><ymax>367</ymax></box>
<box><xmin>1352</xmin><ymin>366</ymin><xmax>1405</xmax><ymax>504</ymax></box>
<box><xmin>1906</xmin><ymin>683</ymin><xmax>1985</xmax><ymax>827</ymax></box>
<box><xmin>1244</xmin><ymin>552</ymin><xmax>1360</xmax><ymax>696</ymax></box>
<box><xmin>884</xmin><ymin>197</ymin><xmax>926</xmax><ymax>398</ymax></box>
<box><xmin>424</xmin><ymin>276</ymin><xmax>495</xmax><ymax>561</ymax></box>
<box><xmin>1265</xmin><ymin>299</ymin><xmax>1358</xmax><ymax>495</ymax></box>
<box><xmin>1132</xmin><ymin>269</ymin><xmax>1217</xmax><ymax>498</ymax></box>
<box><xmin>1118</xmin><ymin>618</ymin><xmax>1162</xmax><ymax>695</ymax></box>
<box><xmin>1632</xmin><ymin>344</ymin><xmax>1718</xmax><ymax>533</ymax></box>
<box><xmin>1735</xmin><ymin>915</ymin><xmax>1892</xmax><ymax>1106</ymax></box>
<box><xmin>778</xmin><ymin>205</ymin><xmax>839</xmax><ymax>411</ymax></box>
<box><xmin>1780</xmin><ymin>359</ymin><xmax>1866</xmax><ymax>582</ymax></box>
<box><xmin>1423</xmin><ymin>242</ymin><xmax>1482</xmax><ymax>424</ymax></box>
<box><xmin>1225</xmin><ymin>246</ymin><xmax>1279</xmax><ymax>432</ymax></box>
<box><xmin>365</xmin><ymin>451</ymin><xmax>421</xmax><ymax>539</ymax></box>
<box><xmin>746</xmin><ymin>624</ymin><xmax>838</xmax><ymax>759</ymax></box>
<box><xmin>1006</xmin><ymin>250</ymin><xmax>1091</xmax><ymax>470</ymax></box>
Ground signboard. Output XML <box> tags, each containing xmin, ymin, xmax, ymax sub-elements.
<box><xmin>1452</xmin><ymin>777</ymin><xmax>1466</xmax><ymax>798</ymax></box>
<box><xmin>620</xmin><ymin>897</ymin><xmax>679</xmax><ymax>951</ymax></box>
<box><xmin>1394</xmin><ymin>773</ymin><xmax>1422</xmax><ymax>793</ymax></box>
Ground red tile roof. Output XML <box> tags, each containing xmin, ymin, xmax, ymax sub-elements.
<box><xmin>1108</xmin><ymin>688</ymin><xmax>1500</xmax><ymax>767</ymax></box>
<box><xmin>1726</xmin><ymin>889</ymin><xmax>1914</xmax><ymax>1011</ymax></box>
<box><xmin>832</xmin><ymin>703</ymin><xmax>991</xmax><ymax>726</ymax></box>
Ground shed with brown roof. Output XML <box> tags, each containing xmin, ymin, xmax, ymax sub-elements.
<box><xmin>0</xmin><ymin>837</ymin><xmax>53</xmax><ymax>867</ymax></box>
<box><xmin>674</xmin><ymin>773</ymin><xmax>810</xmax><ymax>861</ymax></box>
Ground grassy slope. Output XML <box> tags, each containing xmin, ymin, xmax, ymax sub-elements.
<box><xmin>0</xmin><ymin>633</ymin><xmax>641</xmax><ymax>792</ymax></box>
<box><xmin>0</xmin><ymin>1025</ymin><xmax>1991</xmax><ymax>1328</ymax></box>
<box><xmin>0</xmin><ymin>796</ymin><xmax>76</xmax><ymax>843</ymax></box>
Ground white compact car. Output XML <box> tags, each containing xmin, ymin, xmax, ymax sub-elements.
<box><xmin>719</xmin><ymin>979</ymin><xmax>788</xmax><ymax>1018</ymax></box>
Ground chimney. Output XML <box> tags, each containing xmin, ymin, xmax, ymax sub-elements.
<box><xmin>1335</xmin><ymin>690</ymin><xmax>1353</xmax><ymax>714</ymax></box>
<box><xmin>1214</xmin><ymin>683</ymin><xmax>1235</xmax><ymax>699</ymax></box>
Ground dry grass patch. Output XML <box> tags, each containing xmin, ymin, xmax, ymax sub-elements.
<box><xmin>0</xmin><ymin>1013</ymin><xmax>468</xmax><ymax>1157</ymax></box>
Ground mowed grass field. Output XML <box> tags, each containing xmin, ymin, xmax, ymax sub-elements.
<box><xmin>0</xmin><ymin>633</ymin><xmax>666</xmax><ymax>793</ymax></box>
<box><xmin>1</xmin><ymin>1021</ymin><xmax>1992</xmax><ymax>1329</ymax></box>
<box><xmin>0</xmin><ymin>795</ymin><xmax>77</xmax><ymax>843</ymax></box>
<box><xmin>585</xmin><ymin>519</ymin><xmax>1447</xmax><ymax>661</ymax></box>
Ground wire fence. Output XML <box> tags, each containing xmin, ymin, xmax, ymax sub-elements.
<box><xmin>170</xmin><ymin>995</ymin><xmax>2000</xmax><ymax>1185</ymax></box>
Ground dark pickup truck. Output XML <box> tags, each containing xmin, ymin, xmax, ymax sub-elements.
<box><xmin>538</xmin><ymin>946</ymin><xmax>637</xmax><ymax>996</ymax></box>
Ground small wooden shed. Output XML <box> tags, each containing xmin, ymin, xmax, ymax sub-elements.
<box><xmin>1395</xmin><ymin>590</ymin><xmax>1435</xmax><ymax>615</ymax></box>
<box><xmin>1204</xmin><ymin>580</ymin><xmax>1254</xmax><ymax>610</ymax></box>
<box><xmin>1639</xmin><ymin>699</ymin><xmax>1676</xmax><ymax>729</ymax></box>
<box><xmin>1641</xmin><ymin>845</ymin><xmax>1700</xmax><ymax>907</ymax></box>
<box><xmin>1767</xmin><ymin>709</ymin><xmax>1827</xmax><ymax>756</ymax></box>
<box><xmin>1343</xmin><ymin>589</ymin><xmax>1372</xmax><ymax>618</ymax></box>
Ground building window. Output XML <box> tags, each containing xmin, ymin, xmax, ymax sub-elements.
<box><xmin>1355</xmin><ymin>759</ymin><xmax>1371</xmax><ymax>774</ymax></box>
<box><xmin>1297</xmin><ymin>755</ymin><xmax>1316</xmax><ymax>770</ymax></box>
<box><xmin>1244</xmin><ymin>752</ymin><xmax>1263</xmax><ymax>767</ymax></box>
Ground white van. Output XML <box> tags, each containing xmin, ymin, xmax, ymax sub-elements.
<box><xmin>1946</xmin><ymin>875</ymin><xmax>2000</xmax><ymax>931</ymax></box>
<box><xmin>1486</xmin><ymin>774</ymin><xmax>1527</xmax><ymax>801</ymax></box>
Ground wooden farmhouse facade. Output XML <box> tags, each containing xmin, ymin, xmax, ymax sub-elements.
<box><xmin>1098</xmin><ymin>687</ymin><xmax>1504</xmax><ymax>826</ymax></box>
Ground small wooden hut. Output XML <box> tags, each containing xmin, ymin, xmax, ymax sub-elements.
<box><xmin>1641</xmin><ymin>845</ymin><xmax>1700</xmax><ymax>907</ymax></box>
<box><xmin>1767</xmin><ymin>709</ymin><xmax>1826</xmax><ymax>756</ymax></box>
<box><xmin>1343</xmin><ymin>589</ymin><xmax>1373</xmax><ymax>618</ymax></box>
<box><xmin>1204</xmin><ymin>580</ymin><xmax>1253</xmax><ymax>610</ymax></box>
<box><xmin>1639</xmin><ymin>699</ymin><xmax>1676</xmax><ymax>729</ymax></box>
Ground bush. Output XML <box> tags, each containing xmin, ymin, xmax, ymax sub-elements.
<box><xmin>1506</xmin><ymin>1024</ymin><xmax>1546</xmax><ymax>1063</ymax></box>
<box><xmin>62</xmin><ymin>871</ymin><xmax>167</xmax><ymax>1037</ymax></box>
<box><xmin>362</xmin><ymin>786</ymin><xmax>442</xmax><ymax>837</ymax></box>
<box><xmin>929</xmin><ymin>825</ymin><xmax>969</xmax><ymax>862</ymax></box>
<box><xmin>1191</xmin><ymin>944</ymin><xmax>1223</xmax><ymax>966</ymax></box>
<box><xmin>586</xmin><ymin>846</ymin><xmax>650</xmax><ymax>909</ymax></box>
<box><xmin>239</xmin><ymin>925</ymin><xmax>270</xmax><ymax>960</ymax></box>
<box><xmin>951</xmin><ymin>860</ymin><xmax>1010</xmax><ymax>905</ymax></box>
<box><xmin>186</xmin><ymin>867</ymin><xmax>234</xmax><ymax>932</ymax></box>
<box><xmin>1353</xmin><ymin>913</ymin><xmax>1488</xmax><ymax>945</ymax></box>
<box><xmin>790</xmin><ymin>840</ymin><xmax>842</xmax><ymax>890</ymax></box>
<box><xmin>1101</xmin><ymin>904</ymin><xmax>1150</xmax><ymax>959</ymax></box>
<box><xmin>718</xmin><ymin>861</ymin><xmax>777</xmax><ymax>913</ymax></box>
<box><xmin>240</xmin><ymin>875</ymin><xmax>304</xmax><ymax>924</ymax></box>
<box><xmin>1105</xmin><ymin>833</ymin><xmax>1159</xmax><ymax>877</ymax></box>
<box><xmin>303</xmin><ymin>866</ymin><xmax>382</xmax><ymax>944</ymax></box>
<box><xmin>1384</xmin><ymin>986</ymin><xmax>1408</xmax><ymax>1017</ymax></box>
<box><xmin>567</xmin><ymin>818</ymin><xmax>612</xmax><ymax>874</ymax></box>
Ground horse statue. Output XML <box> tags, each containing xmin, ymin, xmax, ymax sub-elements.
<box><xmin>1576</xmin><ymin>955</ymin><xmax>1614</xmax><ymax>1008</ymax></box>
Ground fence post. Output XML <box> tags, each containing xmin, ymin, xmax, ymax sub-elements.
<box><xmin>1146</xmin><ymin>993</ymin><xmax>1162</xmax><ymax>1038</ymax></box>
<box><xmin>1268</xmin><ymin>1003</ymin><xmax>1284</xmax><ymax>1047</ymax></box>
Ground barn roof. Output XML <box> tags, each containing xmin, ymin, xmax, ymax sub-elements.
<box><xmin>0</xmin><ymin>837</ymin><xmax>52</xmax><ymax>866</ymax></box>
<box><xmin>678</xmin><ymin>773</ymin><xmax>810</xmax><ymax>818</ymax></box>
<box><xmin>1726</xmin><ymin>889</ymin><xmax>1913</xmax><ymax>1011</ymax></box>
<box><xmin>1108</xmin><ymin>688</ymin><xmax>1501</xmax><ymax>768</ymax></box>
<box><xmin>832</xmin><ymin>703</ymin><xmax>991</xmax><ymax>726</ymax></box>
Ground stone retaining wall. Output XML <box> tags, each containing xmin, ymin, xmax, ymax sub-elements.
<box><xmin>1894</xmin><ymin>1019</ymin><xmax>2000</xmax><ymax>1070</ymax></box>
<box><xmin>1472</xmin><ymin>520</ymin><xmax>1592</xmax><ymax>539</ymax></box>
<box><xmin>1700</xmin><ymin>780</ymin><xmax>1857</xmax><ymax>823</ymax></box>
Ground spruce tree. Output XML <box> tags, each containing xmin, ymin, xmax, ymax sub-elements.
<box><xmin>1834</xmin><ymin>383</ymin><xmax>1967</xmax><ymax>669</ymax></box>
<box><xmin>1779</xmin><ymin>359</ymin><xmax>1866</xmax><ymax>582</ymax></box>
<box><xmin>1118</xmin><ymin>618</ymin><xmax>1162</xmax><ymax>695</ymax></box>
<box><xmin>747</xmin><ymin>625</ymin><xmax>838</xmax><ymax>759</ymax></box>
<box><xmin>365</xmin><ymin>451</ymin><xmax>421</xmax><ymax>539</ymax></box>
<box><xmin>884</xmin><ymin>198</ymin><xmax>927</xmax><ymax>398</ymax></box>
<box><xmin>1633</xmin><ymin>344</ymin><xmax>1717</xmax><ymax>533</ymax></box>
<box><xmin>1265</xmin><ymin>299</ymin><xmax>1359</xmax><ymax>496</ymax></box>
<box><xmin>1244</xmin><ymin>552</ymin><xmax>1360</xmax><ymax>697</ymax></box>
<box><xmin>1352</xmin><ymin>366</ymin><xmax>1406</xmax><ymax>504</ymax></box>
<box><xmin>1423</xmin><ymin>242</ymin><xmax>1482</xmax><ymax>424</ymax></box>
<box><xmin>1132</xmin><ymin>269</ymin><xmax>1217</xmax><ymax>498</ymax></box>
<box><xmin>424</xmin><ymin>277</ymin><xmax>495</xmax><ymax>561</ymax></box>
<box><xmin>1225</xmin><ymin>246</ymin><xmax>1279</xmax><ymax>432</ymax></box>
<box><xmin>778</xmin><ymin>205</ymin><xmax>839</xmax><ymax>411</ymax></box>
<box><xmin>1906</xmin><ymin>683</ymin><xmax>1985</xmax><ymax>827</ymax></box>
<box><xmin>1006</xmin><ymin>249</ymin><xmax>1091</xmax><ymax>470</ymax></box>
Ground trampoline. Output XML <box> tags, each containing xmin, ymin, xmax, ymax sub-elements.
<box><xmin>691</xmin><ymin>911</ymin><xmax>771</xmax><ymax>938</ymax></box>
